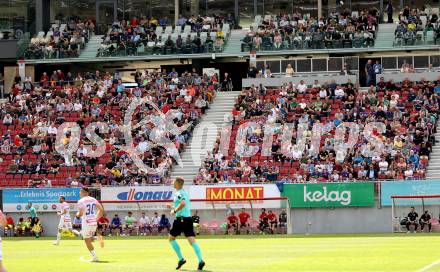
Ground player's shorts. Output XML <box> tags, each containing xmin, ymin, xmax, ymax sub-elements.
<box><xmin>81</xmin><ymin>225</ymin><xmax>97</xmax><ymax>239</ymax></box>
<box><xmin>30</xmin><ymin>217</ymin><xmax>38</xmax><ymax>227</ymax></box>
<box><xmin>170</xmin><ymin>217</ymin><xmax>195</xmax><ymax>237</ymax></box>
<box><xmin>58</xmin><ymin>217</ymin><xmax>72</xmax><ymax>230</ymax></box>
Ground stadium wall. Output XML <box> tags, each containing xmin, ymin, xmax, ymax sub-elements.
<box><xmin>291</xmin><ymin>206</ymin><xmax>391</xmax><ymax>234</ymax></box>
<box><xmin>6</xmin><ymin>206</ymin><xmax>393</xmax><ymax>236</ymax></box>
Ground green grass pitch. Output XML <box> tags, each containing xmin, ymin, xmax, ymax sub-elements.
<box><xmin>4</xmin><ymin>234</ymin><xmax>440</xmax><ymax>272</ymax></box>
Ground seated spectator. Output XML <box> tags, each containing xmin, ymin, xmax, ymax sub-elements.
<box><xmin>72</xmin><ymin>216</ymin><xmax>82</xmax><ymax>232</ymax></box>
<box><xmin>267</xmin><ymin>210</ymin><xmax>278</xmax><ymax>233</ymax></box>
<box><xmin>158</xmin><ymin>214</ymin><xmax>171</xmax><ymax>233</ymax></box>
<box><xmin>226</xmin><ymin>211</ymin><xmax>239</xmax><ymax>235</ymax></box>
<box><xmin>4</xmin><ymin>214</ymin><xmax>14</xmax><ymax>236</ymax></box>
<box><xmin>419</xmin><ymin>210</ymin><xmax>432</xmax><ymax>232</ymax></box>
<box><xmin>238</xmin><ymin>208</ymin><xmax>250</xmax><ymax>234</ymax></box>
<box><xmin>123</xmin><ymin>211</ymin><xmax>137</xmax><ymax>235</ymax></box>
<box><xmin>110</xmin><ymin>214</ymin><xmax>122</xmax><ymax>235</ymax></box>
<box><xmin>138</xmin><ymin>212</ymin><xmax>152</xmax><ymax>235</ymax></box>
<box><xmin>406</xmin><ymin>207</ymin><xmax>419</xmax><ymax>233</ymax></box>
<box><xmin>151</xmin><ymin>212</ymin><xmax>161</xmax><ymax>230</ymax></box>
<box><xmin>192</xmin><ymin>211</ymin><xmax>201</xmax><ymax>235</ymax></box>
<box><xmin>97</xmin><ymin>213</ymin><xmax>110</xmax><ymax>236</ymax></box>
<box><xmin>15</xmin><ymin>217</ymin><xmax>29</xmax><ymax>236</ymax></box>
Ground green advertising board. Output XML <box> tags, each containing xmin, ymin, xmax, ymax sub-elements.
<box><xmin>282</xmin><ymin>183</ymin><xmax>375</xmax><ymax>207</ymax></box>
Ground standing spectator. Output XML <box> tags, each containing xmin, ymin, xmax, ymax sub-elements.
<box><xmin>279</xmin><ymin>209</ymin><xmax>288</xmax><ymax>228</ymax></box>
<box><xmin>110</xmin><ymin>214</ymin><xmax>122</xmax><ymax>235</ymax></box>
<box><xmin>192</xmin><ymin>211</ymin><xmax>201</xmax><ymax>235</ymax></box>
<box><xmin>386</xmin><ymin>1</ymin><xmax>393</xmax><ymax>23</ymax></box>
<box><xmin>247</xmin><ymin>65</ymin><xmax>258</xmax><ymax>78</ymax></box>
<box><xmin>365</xmin><ymin>59</ymin><xmax>374</xmax><ymax>86</ymax></box>
<box><xmin>97</xmin><ymin>213</ymin><xmax>110</xmax><ymax>236</ymax></box>
<box><xmin>406</xmin><ymin>207</ymin><xmax>419</xmax><ymax>233</ymax></box>
<box><xmin>238</xmin><ymin>208</ymin><xmax>250</xmax><ymax>234</ymax></box>
<box><xmin>419</xmin><ymin>210</ymin><xmax>432</xmax><ymax>232</ymax></box>
<box><xmin>138</xmin><ymin>212</ymin><xmax>152</xmax><ymax>235</ymax></box>
<box><xmin>226</xmin><ymin>211</ymin><xmax>239</xmax><ymax>235</ymax></box>
<box><xmin>373</xmin><ymin>60</ymin><xmax>382</xmax><ymax>83</ymax></box>
<box><xmin>285</xmin><ymin>64</ymin><xmax>295</xmax><ymax>77</ymax></box>
<box><xmin>221</xmin><ymin>72</ymin><xmax>233</xmax><ymax>91</ymax></box>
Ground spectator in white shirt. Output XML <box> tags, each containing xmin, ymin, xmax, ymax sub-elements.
<box><xmin>379</xmin><ymin>159</ymin><xmax>389</xmax><ymax>173</ymax></box>
<box><xmin>138</xmin><ymin>212</ymin><xmax>152</xmax><ymax>235</ymax></box>
<box><xmin>2</xmin><ymin>114</ymin><xmax>13</xmax><ymax>125</ymax></box>
<box><xmin>48</xmin><ymin>124</ymin><xmax>57</xmax><ymax>135</ymax></box>
<box><xmin>151</xmin><ymin>212</ymin><xmax>161</xmax><ymax>229</ymax></box>
<box><xmin>319</xmin><ymin>89</ymin><xmax>328</xmax><ymax>98</ymax></box>
<box><xmin>297</xmin><ymin>80</ymin><xmax>307</xmax><ymax>93</ymax></box>
<box><xmin>73</xmin><ymin>102</ymin><xmax>83</xmax><ymax>111</ymax></box>
<box><xmin>334</xmin><ymin>86</ymin><xmax>345</xmax><ymax>98</ymax></box>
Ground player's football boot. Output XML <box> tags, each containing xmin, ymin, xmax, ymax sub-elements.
<box><xmin>176</xmin><ymin>258</ymin><xmax>186</xmax><ymax>270</ymax></box>
<box><xmin>198</xmin><ymin>261</ymin><xmax>206</xmax><ymax>271</ymax></box>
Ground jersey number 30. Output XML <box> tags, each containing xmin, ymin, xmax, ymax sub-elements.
<box><xmin>86</xmin><ymin>204</ymin><xmax>96</xmax><ymax>216</ymax></box>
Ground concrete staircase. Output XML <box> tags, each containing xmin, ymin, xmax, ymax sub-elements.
<box><xmin>170</xmin><ymin>91</ymin><xmax>241</xmax><ymax>183</ymax></box>
<box><xmin>374</xmin><ymin>23</ymin><xmax>396</xmax><ymax>48</ymax></box>
<box><xmin>223</xmin><ymin>30</ymin><xmax>246</xmax><ymax>54</ymax></box>
<box><xmin>425</xmin><ymin>123</ymin><xmax>440</xmax><ymax>179</ymax></box>
<box><xmin>79</xmin><ymin>35</ymin><xmax>103</xmax><ymax>58</ymax></box>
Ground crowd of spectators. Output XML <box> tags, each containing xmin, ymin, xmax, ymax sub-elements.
<box><xmin>394</xmin><ymin>5</ymin><xmax>440</xmax><ymax>46</ymax></box>
<box><xmin>24</xmin><ymin>18</ymin><xmax>94</xmax><ymax>59</ymax></box>
<box><xmin>98</xmin><ymin>15</ymin><xmax>232</xmax><ymax>56</ymax></box>
<box><xmin>0</xmin><ymin>68</ymin><xmax>218</xmax><ymax>187</ymax></box>
<box><xmin>241</xmin><ymin>9</ymin><xmax>378</xmax><ymax>51</ymax></box>
<box><xmin>194</xmin><ymin>77</ymin><xmax>438</xmax><ymax>184</ymax></box>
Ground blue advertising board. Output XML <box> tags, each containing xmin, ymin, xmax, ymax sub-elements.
<box><xmin>381</xmin><ymin>181</ymin><xmax>440</xmax><ymax>206</ymax></box>
<box><xmin>2</xmin><ymin>188</ymin><xmax>81</xmax><ymax>212</ymax></box>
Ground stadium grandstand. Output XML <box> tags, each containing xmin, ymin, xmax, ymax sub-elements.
<box><xmin>2</xmin><ymin>0</ymin><xmax>440</xmax><ymax>271</ymax></box>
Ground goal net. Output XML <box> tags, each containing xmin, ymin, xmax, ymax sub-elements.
<box><xmin>99</xmin><ymin>197</ymin><xmax>291</xmax><ymax>235</ymax></box>
<box><xmin>391</xmin><ymin>195</ymin><xmax>440</xmax><ymax>233</ymax></box>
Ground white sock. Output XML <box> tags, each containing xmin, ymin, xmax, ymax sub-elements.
<box><xmin>90</xmin><ymin>250</ymin><xmax>97</xmax><ymax>258</ymax></box>
<box><xmin>56</xmin><ymin>233</ymin><xmax>61</xmax><ymax>242</ymax></box>
<box><xmin>72</xmin><ymin>230</ymin><xmax>80</xmax><ymax>236</ymax></box>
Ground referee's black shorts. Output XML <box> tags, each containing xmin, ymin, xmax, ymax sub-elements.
<box><xmin>30</xmin><ymin>217</ymin><xmax>38</xmax><ymax>228</ymax></box>
<box><xmin>170</xmin><ymin>217</ymin><xmax>195</xmax><ymax>237</ymax></box>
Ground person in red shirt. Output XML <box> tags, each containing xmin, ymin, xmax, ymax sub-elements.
<box><xmin>226</xmin><ymin>212</ymin><xmax>239</xmax><ymax>235</ymax></box>
<box><xmin>5</xmin><ymin>214</ymin><xmax>14</xmax><ymax>236</ymax></box>
<box><xmin>238</xmin><ymin>208</ymin><xmax>250</xmax><ymax>234</ymax></box>
<box><xmin>97</xmin><ymin>213</ymin><xmax>110</xmax><ymax>236</ymax></box>
<box><xmin>259</xmin><ymin>208</ymin><xmax>267</xmax><ymax>222</ymax></box>
<box><xmin>267</xmin><ymin>210</ymin><xmax>278</xmax><ymax>234</ymax></box>
<box><xmin>258</xmin><ymin>208</ymin><xmax>269</xmax><ymax>233</ymax></box>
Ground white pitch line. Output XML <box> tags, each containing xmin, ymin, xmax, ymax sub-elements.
<box><xmin>417</xmin><ymin>259</ymin><xmax>440</xmax><ymax>272</ymax></box>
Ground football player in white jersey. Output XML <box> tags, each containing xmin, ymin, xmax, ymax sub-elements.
<box><xmin>76</xmin><ymin>187</ymin><xmax>104</xmax><ymax>262</ymax></box>
<box><xmin>53</xmin><ymin>195</ymin><xmax>74</xmax><ymax>245</ymax></box>
<box><xmin>0</xmin><ymin>209</ymin><xmax>7</xmax><ymax>272</ymax></box>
